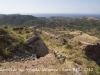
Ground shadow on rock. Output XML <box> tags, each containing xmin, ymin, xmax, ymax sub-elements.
<box><xmin>84</xmin><ymin>43</ymin><xmax>100</xmax><ymax>66</ymax></box>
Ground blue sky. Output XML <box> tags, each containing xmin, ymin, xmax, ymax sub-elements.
<box><xmin>0</xmin><ymin>0</ymin><xmax>100</xmax><ymax>14</ymax></box>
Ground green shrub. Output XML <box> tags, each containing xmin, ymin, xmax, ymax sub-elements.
<box><xmin>80</xmin><ymin>32</ymin><xmax>83</xmax><ymax>35</ymax></box>
<box><xmin>25</xmin><ymin>30</ymin><xmax>30</xmax><ymax>33</ymax></box>
<box><xmin>65</xmin><ymin>44</ymin><xmax>73</xmax><ymax>49</ymax></box>
<box><xmin>67</xmin><ymin>57</ymin><xmax>73</xmax><ymax>60</ymax></box>
<box><xmin>78</xmin><ymin>41</ymin><xmax>82</xmax><ymax>45</ymax></box>
<box><xmin>3</xmin><ymin>48</ymin><xmax>11</xmax><ymax>58</ymax></box>
<box><xmin>4</xmin><ymin>26</ymin><xmax>8</xmax><ymax>29</ymax></box>
<box><xmin>18</xmin><ymin>31</ymin><xmax>22</xmax><ymax>34</ymax></box>
<box><xmin>73</xmin><ymin>59</ymin><xmax>82</xmax><ymax>65</ymax></box>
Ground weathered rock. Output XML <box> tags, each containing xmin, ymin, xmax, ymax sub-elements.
<box><xmin>27</xmin><ymin>29</ymin><xmax>49</xmax><ymax>57</ymax></box>
<box><xmin>54</xmin><ymin>51</ymin><xmax>66</xmax><ymax>62</ymax></box>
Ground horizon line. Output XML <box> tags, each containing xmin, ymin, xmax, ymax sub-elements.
<box><xmin>0</xmin><ymin>13</ymin><xmax>100</xmax><ymax>15</ymax></box>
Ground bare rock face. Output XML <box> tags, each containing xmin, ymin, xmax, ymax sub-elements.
<box><xmin>27</xmin><ymin>29</ymin><xmax>49</xmax><ymax>57</ymax></box>
<box><xmin>84</xmin><ymin>43</ymin><xmax>100</xmax><ymax>66</ymax></box>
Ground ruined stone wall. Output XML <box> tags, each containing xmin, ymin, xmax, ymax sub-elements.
<box><xmin>37</xmin><ymin>30</ymin><xmax>67</xmax><ymax>45</ymax></box>
<box><xmin>27</xmin><ymin>29</ymin><xmax>49</xmax><ymax>57</ymax></box>
<box><xmin>84</xmin><ymin>43</ymin><xmax>100</xmax><ymax>66</ymax></box>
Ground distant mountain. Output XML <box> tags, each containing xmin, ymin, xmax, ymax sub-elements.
<box><xmin>0</xmin><ymin>14</ymin><xmax>100</xmax><ymax>33</ymax></box>
<box><xmin>0</xmin><ymin>14</ymin><xmax>38</xmax><ymax>26</ymax></box>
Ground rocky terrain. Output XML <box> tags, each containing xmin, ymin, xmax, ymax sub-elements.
<box><xmin>0</xmin><ymin>27</ymin><xmax>86</xmax><ymax>75</ymax></box>
<box><xmin>0</xmin><ymin>14</ymin><xmax>100</xmax><ymax>75</ymax></box>
<box><xmin>0</xmin><ymin>27</ymin><xmax>49</xmax><ymax>61</ymax></box>
<box><xmin>0</xmin><ymin>53</ymin><xmax>56</xmax><ymax>75</ymax></box>
<box><xmin>1</xmin><ymin>25</ymin><xmax>100</xmax><ymax>75</ymax></box>
<box><xmin>0</xmin><ymin>53</ymin><xmax>85</xmax><ymax>75</ymax></box>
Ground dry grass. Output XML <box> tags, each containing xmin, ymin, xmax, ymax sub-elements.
<box><xmin>73</xmin><ymin>33</ymin><xmax>99</xmax><ymax>43</ymax></box>
<box><xmin>1</xmin><ymin>27</ymin><xmax>100</xmax><ymax>75</ymax></box>
<box><xmin>69</xmin><ymin>30</ymin><xmax>82</xmax><ymax>35</ymax></box>
<box><xmin>0</xmin><ymin>53</ymin><xmax>79</xmax><ymax>75</ymax></box>
<box><xmin>40</xmin><ymin>32</ymin><xmax>100</xmax><ymax>75</ymax></box>
<box><xmin>57</xmin><ymin>31</ymin><xmax>70</xmax><ymax>33</ymax></box>
<box><xmin>57</xmin><ymin>30</ymin><xmax>82</xmax><ymax>35</ymax></box>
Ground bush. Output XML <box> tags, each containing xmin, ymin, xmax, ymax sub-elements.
<box><xmin>78</xmin><ymin>41</ymin><xmax>82</xmax><ymax>45</ymax></box>
<box><xmin>73</xmin><ymin>59</ymin><xmax>82</xmax><ymax>65</ymax></box>
<box><xmin>4</xmin><ymin>26</ymin><xmax>8</xmax><ymax>29</ymax></box>
<box><xmin>25</xmin><ymin>30</ymin><xmax>30</xmax><ymax>33</ymax></box>
<box><xmin>13</xmin><ymin>27</ymin><xmax>24</xmax><ymax>31</ymax></box>
<box><xmin>3</xmin><ymin>48</ymin><xmax>11</xmax><ymax>58</ymax></box>
<box><xmin>18</xmin><ymin>31</ymin><xmax>22</xmax><ymax>34</ymax></box>
<box><xmin>80</xmin><ymin>32</ymin><xmax>83</xmax><ymax>35</ymax></box>
<box><xmin>65</xmin><ymin>44</ymin><xmax>73</xmax><ymax>49</ymax></box>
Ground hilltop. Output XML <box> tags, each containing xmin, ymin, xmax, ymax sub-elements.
<box><xmin>0</xmin><ymin>14</ymin><xmax>37</xmax><ymax>26</ymax></box>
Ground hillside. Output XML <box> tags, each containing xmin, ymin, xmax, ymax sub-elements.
<box><xmin>0</xmin><ymin>15</ymin><xmax>100</xmax><ymax>35</ymax></box>
<box><xmin>37</xmin><ymin>28</ymin><xmax>100</xmax><ymax>75</ymax></box>
<box><xmin>0</xmin><ymin>14</ymin><xmax>37</xmax><ymax>26</ymax></box>
<box><xmin>0</xmin><ymin>27</ymin><xmax>83</xmax><ymax>75</ymax></box>
<box><xmin>0</xmin><ymin>15</ymin><xmax>100</xmax><ymax>75</ymax></box>
<box><xmin>0</xmin><ymin>27</ymin><xmax>40</xmax><ymax>60</ymax></box>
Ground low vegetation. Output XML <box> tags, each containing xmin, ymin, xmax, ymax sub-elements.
<box><xmin>40</xmin><ymin>28</ymin><xmax>100</xmax><ymax>75</ymax></box>
<box><xmin>0</xmin><ymin>14</ymin><xmax>100</xmax><ymax>75</ymax></box>
<box><xmin>0</xmin><ymin>26</ymin><xmax>31</xmax><ymax>60</ymax></box>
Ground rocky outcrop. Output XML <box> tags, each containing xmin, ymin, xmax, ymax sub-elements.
<box><xmin>84</xmin><ymin>43</ymin><xmax>100</xmax><ymax>66</ymax></box>
<box><xmin>54</xmin><ymin>51</ymin><xmax>66</xmax><ymax>62</ymax></box>
<box><xmin>27</xmin><ymin>29</ymin><xmax>49</xmax><ymax>58</ymax></box>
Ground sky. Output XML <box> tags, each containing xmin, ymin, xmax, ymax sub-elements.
<box><xmin>0</xmin><ymin>0</ymin><xmax>100</xmax><ymax>14</ymax></box>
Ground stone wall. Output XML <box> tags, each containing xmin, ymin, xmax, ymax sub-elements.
<box><xmin>84</xmin><ymin>43</ymin><xmax>100</xmax><ymax>66</ymax></box>
<box><xmin>37</xmin><ymin>30</ymin><xmax>67</xmax><ymax>45</ymax></box>
<box><xmin>27</xmin><ymin>29</ymin><xmax>49</xmax><ymax>57</ymax></box>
